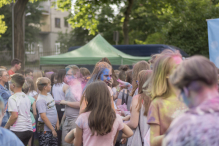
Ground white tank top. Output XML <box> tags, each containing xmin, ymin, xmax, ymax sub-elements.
<box><xmin>52</xmin><ymin>82</ymin><xmax>65</xmax><ymax>101</ymax></box>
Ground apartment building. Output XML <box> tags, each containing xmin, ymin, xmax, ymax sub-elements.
<box><xmin>26</xmin><ymin>0</ymin><xmax>71</xmax><ymax>61</ymax></box>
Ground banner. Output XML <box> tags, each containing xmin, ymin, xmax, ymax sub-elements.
<box><xmin>207</xmin><ymin>18</ymin><xmax>219</xmax><ymax>68</ymax></box>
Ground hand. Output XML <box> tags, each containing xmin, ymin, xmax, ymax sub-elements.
<box><xmin>117</xmin><ymin>79</ymin><xmax>131</xmax><ymax>88</ymax></box>
<box><xmin>60</xmin><ymin>100</ymin><xmax>67</xmax><ymax>105</ymax></box>
<box><xmin>52</xmin><ymin>129</ymin><xmax>57</xmax><ymax>138</ymax></box>
<box><xmin>115</xmin><ymin>109</ymin><xmax>121</xmax><ymax>115</ymax></box>
<box><xmin>121</xmin><ymin>138</ymin><xmax>127</xmax><ymax>144</ymax></box>
<box><xmin>55</xmin><ymin>123</ymin><xmax>60</xmax><ymax>131</ymax></box>
<box><xmin>122</xmin><ymin>115</ymin><xmax>130</xmax><ymax>121</ymax></box>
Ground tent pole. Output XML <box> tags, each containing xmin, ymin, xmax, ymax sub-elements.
<box><xmin>121</xmin><ymin>58</ymin><xmax>123</xmax><ymax>65</ymax></box>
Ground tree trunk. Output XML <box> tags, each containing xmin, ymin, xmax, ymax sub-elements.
<box><xmin>123</xmin><ymin>0</ymin><xmax>134</xmax><ymax>45</ymax></box>
<box><xmin>14</xmin><ymin>0</ymin><xmax>28</xmax><ymax>70</ymax></box>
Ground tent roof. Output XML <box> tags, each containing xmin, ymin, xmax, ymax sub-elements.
<box><xmin>40</xmin><ymin>34</ymin><xmax>150</xmax><ymax>65</ymax></box>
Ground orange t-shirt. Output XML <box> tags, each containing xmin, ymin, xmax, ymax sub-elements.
<box><xmin>80</xmin><ymin>86</ymin><xmax>115</xmax><ymax>113</ymax></box>
<box><xmin>8</xmin><ymin>70</ymin><xmax>15</xmax><ymax>76</ymax></box>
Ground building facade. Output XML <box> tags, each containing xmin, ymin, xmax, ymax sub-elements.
<box><xmin>26</xmin><ymin>0</ymin><xmax>71</xmax><ymax>62</ymax></box>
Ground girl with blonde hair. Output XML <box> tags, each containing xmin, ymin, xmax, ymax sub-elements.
<box><xmin>33</xmin><ymin>70</ymin><xmax>43</xmax><ymax>92</ymax></box>
<box><xmin>147</xmin><ymin>53</ymin><xmax>187</xmax><ymax>146</ymax></box>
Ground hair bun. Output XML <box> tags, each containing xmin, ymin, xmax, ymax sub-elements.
<box><xmin>119</xmin><ymin>65</ymin><xmax>129</xmax><ymax>72</ymax></box>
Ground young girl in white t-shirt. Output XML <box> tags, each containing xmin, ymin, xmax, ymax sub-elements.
<box><xmin>65</xmin><ymin>81</ymin><xmax>133</xmax><ymax>146</ymax></box>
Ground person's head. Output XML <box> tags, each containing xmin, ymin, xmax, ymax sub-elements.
<box><xmin>0</xmin><ymin>97</ymin><xmax>4</xmax><ymax>125</ymax></box>
<box><xmin>125</xmin><ymin>70</ymin><xmax>132</xmax><ymax>84</ymax></box>
<box><xmin>65</xmin><ymin>65</ymin><xmax>80</xmax><ymax>84</ymax></box>
<box><xmin>94</xmin><ymin>62</ymin><xmax>112</xmax><ymax>85</ymax></box>
<box><xmin>118</xmin><ymin>65</ymin><xmax>129</xmax><ymax>81</ymax></box>
<box><xmin>114</xmin><ymin>70</ymin><xmax>120</xmax><ymax>78</ymax></box>
<box><xmin>148</xmin><ymin>54</ymin><xmax>158</xmax><ymax>70</ymax></box>
<box><xmin>36</xmin><ymin>77</ymin><xmax>51</xmax><ymax>93</ymax></box>
<box><xmin>80</xmin><ymin>67</ymin><xmax>91</xmax><ymax>77</ymax></box>
<box><xmin>22</xmin><ymin>80</ymin><xmax>30</xmax><ymax>94</ymax></box>
<box><xmin>44</xmin><ymin>71</ymin><xmax>54</xmax><ymax>80</ymax></box>
<box><xmin>131</xmin><ymin>61</ymin><xmax>150</xmax><ymax>96</ymax></box>
<box><xmin>33</xmin><ymin>70</ymin><xmax>43</xmax><ymax>91</ymax></box>
<box><xmin>170</xmin><ymin>56</ymin><xmax>218</xmax><ymax>108</ymax></box>
<box><xmin>135</xmin><ymin>70</ymin><xmax>152</xmax><ymax>116</ymax></box>
<box><xmin>56</xmin><ymin>69</ymin><xmax>66</xmax><ymax>85</ymax></box>
<box><xmin>0</xmin><ymin>69</ymin><xmax>9</xmax><ymax>84</ymax></box>
<box><xmin>99</xmin><ymin>57</ymin><xmax>118</xmax><ymax>87</ymax></box>
<box><xmin>83</xmin><ymin>81</ymin><xmax>116</xmax><ymax>136</ymax></box>
<box><xmin>44</xmin><ymin>69</ymin><xmax>52</xmax><ymax>75</ymax></box>
<box><xmin>26</xmin><ymin>77</ymin><xmax>35</xmax><ymax>92</ymax></box>
<box><xmin>83</xmin><ymin>62</ymin><xmax>112</xmax><ymax>92</ymax></box>
<box><xmin>9</xmin><ymin>73</ymin><xmax>25</xmax><ymax>92</ymax></box>
<box><xmin>25</xmin><ymin>69</ymin><xmax>33</xmax><ymax>79</ymax></box>
<box><xmin>161</xmin><ymin>49</ymin><xmax>181</xmax><ymax>55</ymax></box>
<box><xmin>11</xmin><ymin>58</ymin><xmax>21</xmax><ymax>71</ymax></box>
<box><xmin>148</xmin><ymin>53</ymin><xmax>182</xmax><ymax>100</ymax></box>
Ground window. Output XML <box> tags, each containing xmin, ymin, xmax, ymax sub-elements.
<box><xmin>26</xmin><ymin>43</ymin><xmax>35</xmax><ymax>54</ymax></box>
<box><xmin>55</xmin><ymin>18</ymin><xmax>60</xmax><ymax>28</ymax></box>
<box><xmin>38</xmin><ymin>43</ymin><xmax>43</xmax><ymax>53</ymax></box>
<box><xmin>55</xmin><ymin>42</ymin><xmax>60</xmax><ymax>54</ymax></box>
<box><xmin>64</xmin><ymin>18</ymin><xmax>68</xmax><ymax>27</ymax></box>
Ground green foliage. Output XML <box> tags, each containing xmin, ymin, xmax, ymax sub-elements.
<box><xmin>0</xmin><ymin>1</ymin><xmax>43</xmax><ymax>51</ymax></box>
<box><xmin>164</xmin><ymin>0</ymin><xmax>219</xmax><ymax>56</ymax></box>
<box><xmin>56</xmin><ymin>0</ymin><xmax>219</xmax><ymax>56</ymax></box>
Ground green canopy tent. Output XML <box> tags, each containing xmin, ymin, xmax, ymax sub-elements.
<box><xmin>40</xmin><ymin>34</ymin><xmax>151</xmax><ymax>66</ymax></box>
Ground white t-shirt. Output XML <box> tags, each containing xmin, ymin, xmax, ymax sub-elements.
<box><xmin>27</xmin><ymin>90</ymin><xmax>38</xmax><ymax>97</ymax></box>
<box><xmin>8</xmin><ymin>92</ymin><xmax>33</xmax><ymax>132</ymax></box>
<box><xmin>52</xmin><ymin>83</ymin><xmax>66</xmax><ymax>102</ymax></box>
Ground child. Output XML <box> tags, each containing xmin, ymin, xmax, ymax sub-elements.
<box><xmin>22</xmin><ymin>80</ymin><xmax>37</xmax><ymax>146</ymax></box>
<box><xmin>4</xmin><ymin>73</ymin><xmax>33</xmax><ymax>146</ymax></box>
<box><xmin>36</xmin><ymin>77</ymin><xmax>59</xmax><ymax>146</ymax></box>
<box><xmin>65</xmin><ymin>81</ymin><xmax>133</xmax><ymax>146</ymax></box>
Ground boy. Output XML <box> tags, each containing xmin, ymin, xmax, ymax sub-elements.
<box><xmin>36</xmin><ymin>77</ymin><xmax>59</xmax><ymax>146</ymax></box>
<box><xmin>24</xmin><ymin>69</ymin><xmax>33</xmax><ymax>79</ymax></box>
<box><xmin>0</xmin><ymin>96</ymin><xmax>24</xmax><ymax>146</ymax></box>
<box><xmin>4</xmin><ymin>73</ymin><xmax>33</xmax><ymax>145</ymax></box>
<box><xmin>8</xmin><ymin>58</ymin><xmax>22</xmax><ymax>76</ymax></box>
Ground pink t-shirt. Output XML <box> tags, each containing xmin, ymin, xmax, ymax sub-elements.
<box><xmin>75</xmin><ymin>112</ymin><xmax>124</xmax><ymax>146</ymax></box>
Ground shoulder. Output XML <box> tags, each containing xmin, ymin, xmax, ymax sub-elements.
<box><xmin>0</xmin><ymin>128</ymin><xmax>22</xmax><ymax>141</ymax></box>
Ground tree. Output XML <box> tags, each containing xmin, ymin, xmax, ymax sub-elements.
<box><xmin>0</xmin><ymin>0</ymin><xmax>45</xmax><ymax>69</ymax></box>
<box><xmin>57</xmin><ymin>0</ymin><xmax>135</xmax><ymax>44</ymax></box>
<box><xmin>164</xmin><ymin>0</ymin><xmax>219</xmax><ymax>56</ymax></box>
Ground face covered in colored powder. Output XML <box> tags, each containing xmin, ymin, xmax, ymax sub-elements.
<box><xmin>100</xmin><ymin>68</ymin><xmax>112</xmax><ymax>86</ymax></box>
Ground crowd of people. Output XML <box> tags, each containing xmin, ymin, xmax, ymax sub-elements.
<box><xmin>0</xmin><ymin>49</ymin><xmax>219</xmax><ymax>146</ymax></box>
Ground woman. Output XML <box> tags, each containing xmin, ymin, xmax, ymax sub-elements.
<box><xmin>147</xmin><ymin>53</ymin><xmax>187</xmax><ymax>146</ymax></box>
<box><xmin>0</xmin><ymin>69</ymin><xmax>11</xmax><ymax>127</ymax></box>
<box><xmin>52</xmin><ymin>69</ymin><xmax>67</xmax><ymax>146</ymax></box>
<box><xmin>163</xmin><ymin>56</ymin><xmax>219</xmax><ymax>145</ymax></box>
<box><xmin>125</xmin><ymin>70</ymin><xmax>152</xmax><ymax>146</ymax></box>
<box><xmin>117</xmin><ymin>70</ymin><xmax>133</xmax><ymax>111</ymax></box>
<box><xmin>60</xmin><ymin>65</ymin><xmax>81</xmax><ymax>146</ymax></box>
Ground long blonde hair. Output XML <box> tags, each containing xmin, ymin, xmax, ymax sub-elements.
<box><xmin>147</xmin><ymin>53</ymin><xmax>182</xmax><ymax>100</ymax></box>
<box><xmin>131</xmin><ymin>61</ymin><xmax>150</xmax><ymax>96</ymax></box>
<box><xmin>33</xmin><ymin>70</ymin><xmax>43</xmax><ymax>91</ymax></box>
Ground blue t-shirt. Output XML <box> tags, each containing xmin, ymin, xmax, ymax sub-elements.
<box><xmin>0</xmin><ymin>127</ymin><xmax>24</xmax><ymax>146</ymax></box>
<box><xmin>0</xmin><ymin>84</ymin><xmax>11</xmax><ymax>111</ymax></box>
